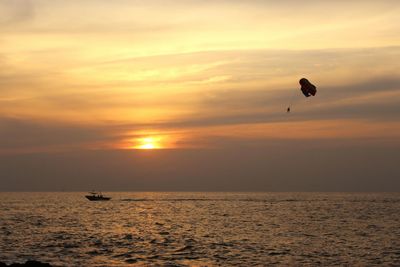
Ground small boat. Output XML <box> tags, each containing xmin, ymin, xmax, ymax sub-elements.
<box><xmin>85</xmin><ymin>191</ymin><xmax>111</xmax><ymax>201</ymax></box>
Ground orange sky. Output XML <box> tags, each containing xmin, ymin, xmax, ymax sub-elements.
<box><xmin>0</xmin><ymin>1</ymin><xmax>399</xmax><ymax>150</ymax></box>
<box><xmin>1</xmin><ymin>1</ymin><xmax>400</xmax><ymax>191</ymax></box>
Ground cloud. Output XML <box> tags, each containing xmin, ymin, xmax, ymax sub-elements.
<box><xmin>130</xmin><ymin>76</ymin><xmax>400</xmax><ymax>130</ymax></box>
<box><xmin>0</xmin><ymin>46</ymin><xmax>399</xmax><ymax>154</ymax></box>
<box><xmin>0</xmin><ymin>116</ymin><xmax>121</xmax><ymax>153</ymax></box>
<box><xmin>1</xmin><ymin>139</ymin><xmax>399</xmax><ymax>191</ymax></box>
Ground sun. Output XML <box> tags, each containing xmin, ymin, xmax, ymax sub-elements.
<box><xmin>140</xmin><ymin>143</ymin><xmax>155</xmax><ymax>149</ymax></box>
<box><xmin>136</xmin><ymin>137</ymin><xmax>160</xmax><ymax>150</ymax></box>
<box><xmin>127</xmin><ymin>134</ymin><xmax>175</xmax><ymax>150</ymax></box>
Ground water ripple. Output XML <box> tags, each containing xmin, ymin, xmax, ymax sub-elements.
<box><xmin>0</xmin><ymin>192</ymin><xmax>400</xmax><ymax>266</ymax></box>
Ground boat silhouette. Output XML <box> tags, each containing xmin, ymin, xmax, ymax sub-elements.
<box><xmin>85</xmin><ymin>191</ymin><xmax>111</xmax><ymax>201</ymax></box>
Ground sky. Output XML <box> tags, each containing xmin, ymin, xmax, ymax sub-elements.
<box><xmin>0</xmin><ymin>0</ymin><xmax>399</xmax><ymax>191</ymax></box>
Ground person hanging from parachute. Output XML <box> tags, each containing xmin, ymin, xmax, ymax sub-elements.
<box><xmin>287</xmin><ymin>78</ymin><xmax>317</xmax><ymax>112</ymax></box>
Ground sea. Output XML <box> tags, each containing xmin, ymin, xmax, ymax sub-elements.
<box><xmin>0</xmin><ymin>192</ymin><xmax>400</xmax><ymax>266</ymax></box>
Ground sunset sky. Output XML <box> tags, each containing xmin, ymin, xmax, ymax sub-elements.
<box><xmin>1</xmin><ymin>0</ymin><xmax>399</xmax><ymax>191</ymax></box>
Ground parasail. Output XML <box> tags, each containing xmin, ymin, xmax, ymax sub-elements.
<box><xmin>286</xmin><ymin>78</ymin><xmax>317</xmax><ymax>112</ymax></box>
<box><xmin>299</xmin><ymin>78</ymin><xmax>317</xmax><ymax>97</ymax></box>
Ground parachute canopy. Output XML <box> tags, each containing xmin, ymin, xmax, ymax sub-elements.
<box><xmin>299</xmin><ymin>78</ymin><xmax>316</xmax><ymax>97</ymax></box>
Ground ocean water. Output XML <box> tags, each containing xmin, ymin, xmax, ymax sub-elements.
<box><xmin>0</xmin><ymin>192</ymin><xmax>400</xmax><ymax>266</ymax></box>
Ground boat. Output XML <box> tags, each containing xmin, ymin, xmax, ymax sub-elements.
<box><xmin>85</xmin><ymin>191</ymin><xmax>111</xmax><ymax>201</ymax></box>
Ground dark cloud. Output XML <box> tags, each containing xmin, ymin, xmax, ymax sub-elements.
<box><xmin>0</xmin><ymin>117</ymin><xmax>120</xmax><ymax>153</ymax></box>
<box><xmin>1</xmin><ymin>139</ymin><xmax>399</xmax><ymax>191</ymax></box>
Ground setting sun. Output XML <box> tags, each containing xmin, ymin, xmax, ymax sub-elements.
<box><xmin>136</xmin><ymin>137</ymin><xmax>160</xmax><ymax>150</ymax></box>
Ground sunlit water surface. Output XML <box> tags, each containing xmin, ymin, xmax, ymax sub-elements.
<box><xmin>1</xmin><ymin>192</ymin><xmax>400</xmax><ymax>266</ymax></box>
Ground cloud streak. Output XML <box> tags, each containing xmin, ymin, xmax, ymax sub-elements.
<box><xmin>1</xmin><ymin>45</ymin><xmax>400</xmax><ymax>154</ymax></box>
<box><xmin>0</xmin><ymin>116</ymin><xmax>121</xmax><ymax>154</ymax></box>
